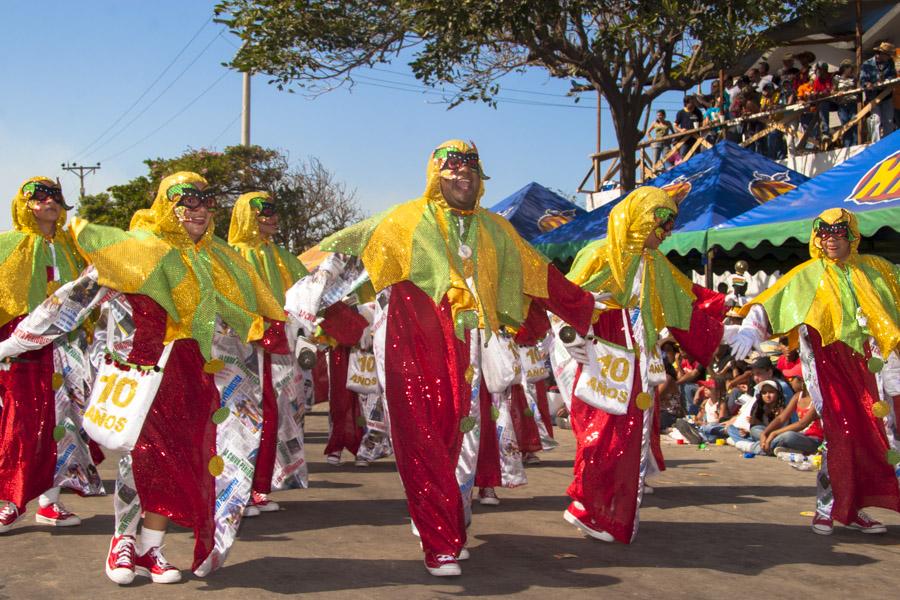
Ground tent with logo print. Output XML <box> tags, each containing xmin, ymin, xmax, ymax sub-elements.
<box><xmin>532</xmin><ymin>141</ymin><xmax>808</xmax><ymax>261</ymax></box>
<box><xmin>488</xmin><ymin>181</ymin><xmax>586</xmax><ymax>242</ymax></box>
<box><xmin>698</xmin><ymin>131</ymin><xmax>900</xmax><ymax>265</ymax></box>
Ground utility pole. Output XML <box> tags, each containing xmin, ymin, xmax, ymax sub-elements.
<box><xmin>60</xmin><ymin>162</ymin><xmax>101</xmax><ymax>199</ymax></box>
<box><xmin>594</xmin><ymin>90</ymin><xmax>602</xmax><ymax>193</ymax></box>
<box><xmin>241</xmin><ymin>71</ymin><xmax>251</xmax><ymax>146</ymax></box>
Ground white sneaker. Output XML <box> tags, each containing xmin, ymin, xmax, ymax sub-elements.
<box><xmin>643</xmin><ymin>484</ymin><xmax>654</xmax><ymax>495</ymax></box>
<box><xmin>243</xmin><ymin>504</ymin><xmax>261</xmax><ymax>518</ymax></box>
<box><xmin>725</xmin><ymin>438</ymin><xmax>736</xmax><ymax>447</ymax></box>
<box><xmin>457</xmin><ymin>547</ymin><xmax>470</xmax><ymax>561</ymax></box>
<box><xmin>354</xmin><ymin>459</ymin><xmax>370</xmax><ymax>467</ymax></box>
<box><xmin>478</xmin><ymin>487</ymin><xmax>500</xmax><ymax>506</ymax></box>
<box><xmin>326</xmin><ymin>453</ymin><xmax>341</xmax><ymax>466</ymax></box>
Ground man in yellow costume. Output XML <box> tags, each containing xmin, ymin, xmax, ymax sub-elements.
<box><xmin>229</xmin><ymin>192</ymin><xmax>309</xmax><ymax>515</ymax></box>
<box><xmin>728</xmin><ymin>208</ymin><xmax>900</xmax><ymax>535</ymax></box>
<box><xmin>0</xmin><ymin>177</ymin><xmax>103</xmax><ymax>533</ymax></box>
<box><xmin>560</xmin><ymin>187</ymin><xmax>725</xmax><ymax>544</ymax></box>
<box><xmin>285</xmin><ymin>140</ymin><xmax>595</xmax><ymax>576</ymax></box>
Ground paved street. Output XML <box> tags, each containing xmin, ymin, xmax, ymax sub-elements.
<box><xmin>2</xmin><ymin>407</ymin><xmax>899</xmax><ymax>599</ymax></box>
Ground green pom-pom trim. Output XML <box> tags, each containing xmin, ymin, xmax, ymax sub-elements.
<box><xmin>490</xmin><ymin>406</ymin><xmax>500</xmax><ymax>421</ymax></box>
<box><xmin>460</xmin><ymin>415</ymin><xmax>476</xmax><ymax>433</ymax></box>
<box><xmin>212</xmin><ymin>407</ymin><xmax>231</xmax><ymax>425</ymax></box>
<box><xmin>52</xmin><ymin>425</ymin><xmax>67</xmax><ymax>442</ymax></box>
<box><xmin>886</xmin><ymin>449</ymin><xmax>900</xmax><ymax>466</ymax></box>
<box><xmin>867</xmin><ymin>356</ymin><xmax>884</xmax><ymax>373</ymax></box>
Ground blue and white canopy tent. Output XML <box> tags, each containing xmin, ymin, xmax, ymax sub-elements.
<box><xmin>488</xmin><ymin>181</ymin><xmax>586</xmax><ymax>242</ymax></box>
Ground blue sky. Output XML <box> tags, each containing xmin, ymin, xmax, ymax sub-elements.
<box><xmin>1</xmin><ymin>1</ymin><xmax>688</xmax><ymax>232</ymax></box>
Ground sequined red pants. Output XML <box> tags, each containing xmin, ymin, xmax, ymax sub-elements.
<box><xmin>384</xmin><ymin>282</ymin><xmax>470</xmax><ymax>557</ymax></box>
<box><xmin>323</xmin><ymin>347</ymin><xmax>363</xmax><ymax>457</ymax></box>
<box><xmin>0</xmin><ymin>317</ymin><xmax>56</xmax><ymax>510</ymax></box>
<box><xmin>252</xmin><ymin>352</ymin><xmax>278</xmax><ymax>494</ymax></box>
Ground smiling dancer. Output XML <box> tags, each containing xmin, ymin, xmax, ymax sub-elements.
<box><xmin>285</xmin><ymin>139</ymin><xmax>595</xmax><ymax>576</ymax></box>
<box><xmin>727</xmin><ymin>208</ymin><xmax>900</xmax><ymax>535</ymax></box>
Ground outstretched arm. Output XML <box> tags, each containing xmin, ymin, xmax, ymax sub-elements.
<box><xmin>0</xmin><ymin>266</ymin><xmax>111</xmax><ymax>362</ymax></box>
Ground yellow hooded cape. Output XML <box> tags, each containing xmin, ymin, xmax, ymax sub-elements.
<box><xmin>227</xmin><ymin>191</ymin><xmax>308</xmax><ymax>306</ymax></box>
<box><xmin>69</xmin><ymin>172</ymin><xmax>285</xmax><ymax>359</ymax></box>
<box><xmin>742</xmin><ymin>208</ymin><xmax>900</xmax><ymax>356</ymax></box>
<box><xmin>567</xmin><ymin>186</ymin><xmax>697</xmax><ymax>348</ymax></box>
<box><xmin>0</xmin><ymin>177</ymin><xmax>84</xmax><ymax>328</ymax></box>
<box><xmin>320</xmin><ymin>139</ymin><xmax>548</xmax><ymax>338</ymax></box>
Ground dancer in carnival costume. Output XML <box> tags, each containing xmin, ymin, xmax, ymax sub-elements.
<box><xmin>727</xmin><ymin>208</ymin><xmax>900</xmax><ymax>535</ymax></box>
<box><xmin>285</xmin><ymin>140</ymin><xmax>595</xmax><ymax>576</ymax></box>
<box><xmin>558</xmin><ymin>186</ymin><xmax>724</xmax><ymax>544</ymax></box>
<box><xmin>228</xmin><ymin>191</ymin><xmax>310</xmax><ymax>516</ymax></box>
<box><xmin>0</xmin><ymin>177</ymin><xmax>105</xmax><ymax>534</ymax></box>
<box><xmin>0</xmin><ymin>172</ymin><xmax>287</xmax><ymax>584</ymax></box>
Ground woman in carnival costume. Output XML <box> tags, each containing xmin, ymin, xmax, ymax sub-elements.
<box><xmin>557</xmin><ymin>186</ymin><xmax>724</xmax><ymax>544</ymax></box>
<box><xmin>727</xmin><ymin>207</ymin><xmax>900</xmax><ymax>535</ymax></box>
<box><xmin>228</xmin><ymin>191</ymin><xmax>310</xmax><ymax>515</ymax></box>
<box><xmin>0</xmin><ymin>177</ymin><xmax>105</xmax><ymax>534</ymax></box>
<box><xmin>0</xmin><ymin>172</ymin><xmax>286</xmax><ymax>584</ymax></box>
<box><xmin>285</xmin><ymin>140</ymin><xmax>595</xmax><ymax>576</ymax></box>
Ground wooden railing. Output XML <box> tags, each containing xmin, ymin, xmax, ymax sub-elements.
<box><xmin>578</xmin><ymin>77</ymin><xmax>899</xmax><ymax>194</ymax></box>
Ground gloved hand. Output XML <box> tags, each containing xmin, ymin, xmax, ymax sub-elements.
<box><xmin>723</xmin><ymin>324</ymin><xmax>759</xmax><ymax>361</ymax></box>
<box><xmin>592</xmin><ymin>291</ymin><xmax>613</xmax><ymax>312</ymax></box>
<box><xmin>559</xmin><ymin>326</ymin><xmax>591</xmax><ymax>365</ymax></box>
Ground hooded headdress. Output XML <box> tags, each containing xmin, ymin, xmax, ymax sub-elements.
<box><xmin>0</xmin><ymin>177</ymin><xmax>84</xmax><ymax>327</ymax></box>
<box><xmin>69</xmin><ymin>172</ymin><xmax>285</xmax><ymax>359</ymax></box>
<box><xmin>228</xmin><ymin>191</ymin><xmax>308</xmax><ymax>305</ymax></box>
<box><xmin>743</xmin><ymin>207</ymin><xmax>900</xmax><ymax>355</ymax></box>
<box><xmin>567</xmin><ymin>186</ymin><xmax>697</xmax><ymax>348</ymax></box>
<box><xmin>320</xmin><ymin>139</ymin><xmax>548</xmax><ymax>338</ymax></box>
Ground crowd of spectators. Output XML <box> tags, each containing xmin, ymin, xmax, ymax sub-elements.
<box><xmin>646</xmin><ymin>42</ymin><xmax>898</xmax><ymax>166</ymax></box>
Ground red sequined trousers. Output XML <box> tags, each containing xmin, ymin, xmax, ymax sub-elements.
<box><xmin>809</xmin><ymin>327</ymin><xmax>900</xmax><ymax>524</ymax></box>
<box><xmin>569</xmin><ymin>285</ymin><xmax>722</xmax><ymax>543</ymax></box>
<box><xmin>475</xmin><ymin>386</ymin><xmax>501</xmax><ymax>488</ymax></box>
<box><xmin>126</xmin><ymin>295</ymin><xmax>218</xmax><ymax>572</ymax></box>
<box><xmin>0</xmin><ymin>316</ymin><xmax>56</xmax><ymax>510</ymax></box>
<box><xmin>323</xmin><ymin>347</ymin><xmax>363</xmax><ymax>458</ymax></box>
<box><xmin>251</xmin><ymin>352</ymin><xmax>278</xmax><ymax>494</ymax></box>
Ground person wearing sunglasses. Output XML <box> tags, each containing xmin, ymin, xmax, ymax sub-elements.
<box><xmin>228</xmin><ymin>192</ymin><xmax>310</xmax><ymax>515</ymax></box>
<box><xmin>0</xmin><ymin>172</ymin><xmax>287</xmax><ymax>584</ymax></box>
<box><xmin>726</xmin><ymin>207</ymin><xmax>900</xmax><ymax>537</ymax></box>
<box><xmin>560</xmin><ymin>186</ymin><xmax>726</xmax><ymax>545</ymax></box>
<box><xmin>284</xmin><ymin>139</ymin><xmax>595</xmax><ymax>576</ymax></box>
<box><xmin>0</xmin><ymin>177</ymin><xmax>105</xmax><ymax>535</ymax></box>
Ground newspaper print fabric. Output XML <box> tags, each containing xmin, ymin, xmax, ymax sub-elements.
<box><xmin>52</xmin><ymin>334</ymin><xmax>105</xmax><ymax>495</ymax></box>
<box><xmin>356</xmin><ymin>392</ymin><xmax>393</xmax><ymax>462</ymax></box>
<box><xmin>270</xmin><ymin>351</ymin><xmax>308</xmax><ymax>490</ymax></box>
<box><xmin>195</xmin><ymin>321</ymin><xmax>264</xmax><ymax>577</ymax></box>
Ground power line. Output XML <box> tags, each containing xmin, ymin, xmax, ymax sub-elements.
<box><xmin>85</xmin><ymin>30</ymin><xmax>226</xmax><ymax>159</ymax></box>
<box><xmin>209</xmin><ymin>112</ymin><xmax>242</xmax><ymax>148</ymax></box>
<box><xmin>75</xmin><ymin>15</ymin><xmax>213</xmax><ymax>158</ymax></box>
<box><xmin>100</xmin><ymin>71</ymin><xmax>231</xmax><ymax>163</ymax></box>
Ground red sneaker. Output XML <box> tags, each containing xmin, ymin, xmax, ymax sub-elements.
<box><xmin>0</xmin><ymin>502</ymin><xmax>24</xmax><ymax>534</ymax></box>
<box><xmin>35</xmin><ymin>502</ymin><xmax>81</xmax><ymax>527</ymax></box>
<box><xmin>424</xmin><ymin>552</ymin><xmax>461</xmax><ymax>577</ymax></box>
<box><xmin>105</xmin><ymin>535</ymin><xmax>136</xmax><ymax>585</ymax></box>
<box><xmin>847</xmin><ymin>511</ymin><xmax>887</xmax><ymax>534</ymax></box>
<box><xmin>478</xmin><ymin>487</ymin><xmax>500</xmax><ymax>506</ymax></box>
<box><xmin>811</xmin><ymin>513</ymin><xmax>833</xmax><ymax>535</ymax></box>
<box><xmin>251</xmin><ymin>490</ymin><xmax>280</xmax><ymax>513</ymax></box>
<box><xmin>134</xmin><ymin>546</ymin><xmax>182</xmax><ymax>584</ymax></box>
<box><xmin>563</xmin><ymin>501</ymin><xmax>614</xmax><ymax>542</ymax></box>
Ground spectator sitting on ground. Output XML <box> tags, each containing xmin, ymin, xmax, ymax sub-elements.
<box><xmin>675</xmin><ymin>349</ymin><xmax>704</xmax><ymax>416</ymax></box>
<box><xmin>726</xmin><ymin>380</ymin><xmax>787</xmax><ymax>451</ymax></box>
<box><xmin>749</xmin><ymin>355</ymin><xmax>794</xmax><ymax>400</ymax></box>
<box><xmin>758</xmin><ymin>365</ymin><xmax>824</xmax><ymax>456</ymax></box>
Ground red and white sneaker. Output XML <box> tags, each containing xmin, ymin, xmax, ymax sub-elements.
<box><xmin>250</xmin><ymin>490</ymin><xmax>280</xmax><ymax>513</ymax></box>
<box><xmin>424</xmin><ymin>552</ymin><xmax>461</xmax><ymax>577</ymax></box>
<box><xmin>35</xmin><ymin>502</ymin><xmax>81</xmax><ymax>527</ymax></box>
<box><xmin>564</xmin><ymin>501</ymin><xmax>614</xmax><ymax>542</ymax></box>
<box><xmin>105</xmin><ymin>535</ymin><xmax>136</xmax><ymax>585</ymax></box>
<box><xmin>134</xmin><ymin>545</ymin><xmax>182</xmax><ymax>584</ymax></box>
<box><xmin>811</xmin><ymin>513</ymin><xmax>833</xmax><ymax>535</ymax></box>
<box><xmin>478</xmin><ymin>487</ymin><xmax>500</xmax><ymax>506</ymax></box>
<box><xmin>0</xmin><ymin>502</ymin><xmax>24</xmax><ymax>534</ymax></box>
<box><xmin>326</xmin><ymin>452</ymin><xmax>342</xmax><ymax>466</ymax></box>
<box><xmin>847</xmin><ymin>511</ymin><xmax>887</xmax><ymax>534</ymax></box>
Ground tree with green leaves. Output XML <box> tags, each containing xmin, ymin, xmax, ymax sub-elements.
<box><xmin>77</xmin><ymin>145</ymin><xmax>361</xmax><ymax>253</ymax></box>
<box><xmin>214</xmin><ymin>0</ymin><xmax>837</xmax><ymax>191</ymax></box>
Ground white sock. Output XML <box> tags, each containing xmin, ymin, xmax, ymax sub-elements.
<box><xmin>38</xmin><ymin>487</ymin><xmax>60</xmax><ymax>508</ymax></box>
<box><xmin>139</xmin><ymin>527</ymin><xmax>166</xmax><ymax>553</ymax></box>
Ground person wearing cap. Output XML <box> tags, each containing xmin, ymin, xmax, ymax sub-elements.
<box><xmin>777</xmin><ymin>53</ymin><xmax>797</xmax><ymax>79</ymax></box>
<box><xmin>0</xmin><ymin>177</ymin><xmax>104</xmax><ymax>535</ymax></box>
<box><xmin>561</xmin><ymin>186</ymin><xmax>725</xmax><ymax>544</ymax></box>
<box><xmin>860</xmin><ymin>41</ymin><xmax>897</xmax><ymax>138</ymax></box>
<box><xmin>0</xmin><ymin>172</ymin><xmax>288</xmax><ymax>583</ymax></box>
<box><xmin>284</xmin><ymin>140</ymin><xmax>595</xmax><ymax>576</ymax></box>
<box><xmin>833</xmin><ymin>59</ymin><xmax>859</xmax><ymax>146</ymax></box>
<box><xmin>725</xmin><ymin>207</ymin><xmax>900</xmax><ymax>536</ymax></box>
